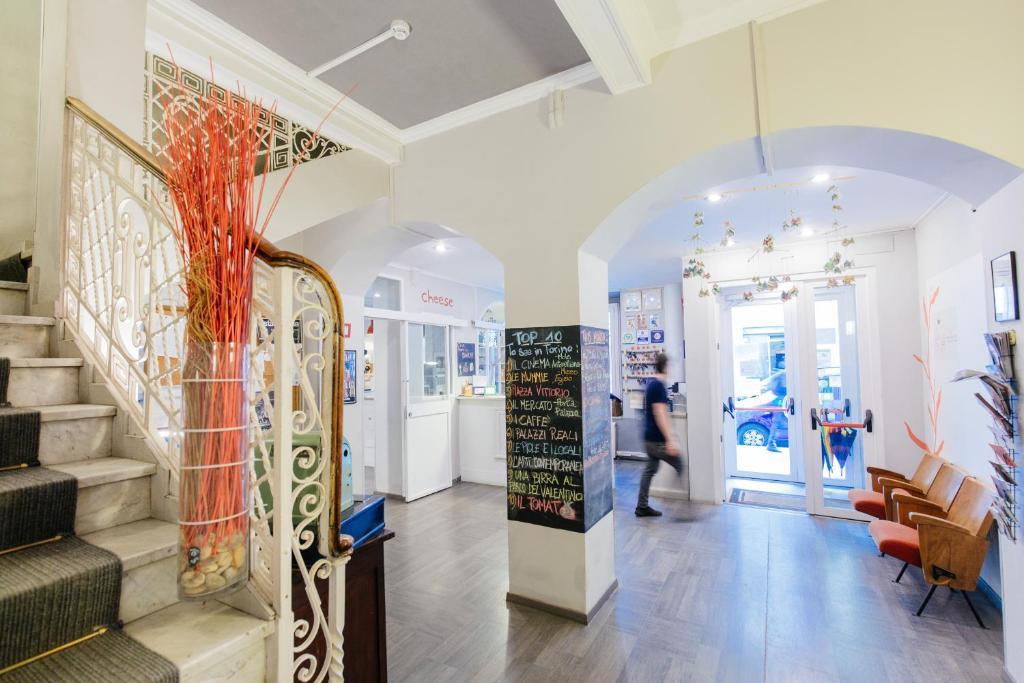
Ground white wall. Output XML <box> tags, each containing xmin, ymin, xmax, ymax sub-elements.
<box><xmin>915</xmin><ymin>178</ymin><xmax>1024</xmax><ymax>681</ymax></box>
<box><xmin>0</xmin><ymin>0</ymin><xmax>42</xmax><ymax>259</ymax></box>
<box><xmin>695</xmin><ymin>229</ymin><xmax>925</xmax><ymax>477</ymax></box>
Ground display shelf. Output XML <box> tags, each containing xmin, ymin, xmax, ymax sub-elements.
<box><xmin>958</xmin><ymin>331</ymin><xmax>1018</xmax><ymax>542</ymax></box>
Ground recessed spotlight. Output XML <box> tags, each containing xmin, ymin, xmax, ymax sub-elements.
<box><xmin>373</xmin><ymin>292</ymin><xmax>381</xmax><ymax>298</ymax></box>
<box><xmin>801</xmin><ymin>226</ymin><xmax>814</xmax><ymax>237</ymax></box>
<box><xmin>434</xmin><ymin>241</ymin><xmax>447</xmax><ymax>253</ymax></box>
<box><xmin>706</xmin><ymin>193</ymin><xmax>723</xmax><ymax>203</ymax></box>
<box><xmin>812</xmin><ymin>173</ymin><xmax>831</xmax><ymax>183</ymax></box>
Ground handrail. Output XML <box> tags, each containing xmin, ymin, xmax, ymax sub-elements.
<box><xmin>65</xmin><ymin>96</ymin><xmax>349</xmax><ymax>556</ymax></box>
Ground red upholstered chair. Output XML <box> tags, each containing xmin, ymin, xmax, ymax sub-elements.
<box><xmin>868</xmin><ymin>477</ymin><xmax>996</xmax><ymax>627</ymax></box>
<box><xmin>849</xmin><ymin>454</ymin><xmax>943</xmax><ymax>520</ymax></box>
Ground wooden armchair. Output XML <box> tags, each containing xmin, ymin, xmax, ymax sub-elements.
<box><xmin>891</xmin><ymin>463</ymin><xmax>967</xmax><ymax>528</ymax></box>
<box><xmin>869</xmin><ymin>477</ymin><xmax>996</xmax><ymax>627</ymax></box>
<box><xmin>849</xmin><ymin>454</ymin><xmax>943</xmax><ymax>520</ymax></box>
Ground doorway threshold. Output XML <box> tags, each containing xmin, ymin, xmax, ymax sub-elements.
<box><xmin>726</xmin><ymin>477</ymin><xmax>852</xmax><ymax>513</ymax></box>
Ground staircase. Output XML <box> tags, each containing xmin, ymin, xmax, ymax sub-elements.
<box><xmin>0</xmin><ymin>277</ymin><xmax>273</xmax><ymax>681</ymax></box>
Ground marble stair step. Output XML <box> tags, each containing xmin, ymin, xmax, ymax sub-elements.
<box><xmin>0</xmin><ymin>314</ymin><xmax>55</xmax><ymax>358</ymax></box>
<box><xmin>83</xmin><ymin>518</ymin><xmax>180</xmax><ymax>624</ymax></box>
<box><xmin>49</xmin><ymin>456</ymin><xmax>157</xmax><ymax>534</ymax></box>
<box><xmin>126</xmin><ymin>601</ymin><xmax>275</xmax><ymax>683</ymax></box>
<box><xmin>6</xmin><ymin>358</ymin><xmax>84</xmax><ymax>407</ymax></box>
<box><xmin>0</xmin><ymin>281</ymin><xmax>28</xmax><ymax>316</ymax></box>
<box><xmin>36</xmin><ymin>403</ymin><xmax>116</xmax><ymax>465</ymax></box>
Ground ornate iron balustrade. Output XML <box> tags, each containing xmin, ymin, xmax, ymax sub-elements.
<box><xmin>61</xmin><ymin>97</ymin><xmax>349</xmax><ymax>682</ymax></box>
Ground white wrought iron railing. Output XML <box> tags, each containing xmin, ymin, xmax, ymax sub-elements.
<box><xmin>61</xmin><ymin>97</ymin><xmax>351</xmax><ymax>682</ymax></box>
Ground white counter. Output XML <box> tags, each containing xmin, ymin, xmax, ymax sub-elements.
<box><xmin>456</xmin><ymin>396</ymin><xmax>506</xmax><ymax>486</ymax></box>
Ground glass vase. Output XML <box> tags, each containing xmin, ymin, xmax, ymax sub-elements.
<box><xmin>178</xmin><ymin>341</ymin><xmax>250</xmax><ymax>600</ymax></box>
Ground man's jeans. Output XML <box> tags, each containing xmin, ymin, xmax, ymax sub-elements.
<box><xmin>636</xmin><ymin>441</ymin><xmax>684</xmax><ymax>509</ymax></box>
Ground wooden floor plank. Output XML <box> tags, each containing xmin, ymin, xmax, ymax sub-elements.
<box><xmin>381</xmin><ymin>460</ymin><xmax>1004</xmax><ymax>682</ymax></box>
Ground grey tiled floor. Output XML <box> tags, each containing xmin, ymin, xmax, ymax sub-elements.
<box><xmin>381</xmin><ymin>460</ymin><xmax>1004</xmax><ymax>682</ymax></box>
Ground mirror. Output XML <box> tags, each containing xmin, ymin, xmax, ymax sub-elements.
<box><xmin>991</xmin><ymin>251</ymin><xmax>1019</xmax><ymax>322</ymax></box>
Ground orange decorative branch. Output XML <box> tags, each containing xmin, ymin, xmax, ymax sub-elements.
<box><xmin>905</xmin><ymin>287</ymin><xmax>942</xmax><ymax>456</ymax></box>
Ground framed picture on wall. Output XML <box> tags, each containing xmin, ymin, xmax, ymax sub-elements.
<box><xmin>991</xmin><ymin>251</ymin><xmax>1019</xmax><ymax>322</ymax></box>
<box><xmin>623</xmin><ymin>291</ymin><xmax>642</xmax><ymax>312</ymax></box>
<box><xmin>642</xmin><ymin>288</ymin><xmax>662</xmax><ymax>310</ymax></box>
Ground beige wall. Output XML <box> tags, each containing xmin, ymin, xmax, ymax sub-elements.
<box><xmin>0</xmin><ymin>0</ymin><xmax>42</xmax><ymax>259</ymax></box>
<box><xmin>395</xmin><ymin>0</ymin><xmax>1024</xmax><ymax>328</ymax></box>
<box><xmin>66</xmin><ymin>0</ymin><xmax>147</xmax><ymax>142</ymax></box>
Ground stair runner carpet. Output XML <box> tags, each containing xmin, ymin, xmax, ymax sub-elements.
<box><xmin>0</xmin><ymin>358</ymin><xmax>40</xmax><ymax>468</ymax></box>
<box><xmin>0</xmin><ymin>355</ymin><xmax>178</xmax><ymax>680</ymax></box>
<box><xmin>0</xmin><ymin>253</ymin><xmax>28</xmax><ymax>284</ymax></box>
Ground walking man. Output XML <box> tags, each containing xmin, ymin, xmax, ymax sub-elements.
<box><xmin>635</xmin><ymin>352</ymin><xmax>683</xmax><ymax>517</ymax></box>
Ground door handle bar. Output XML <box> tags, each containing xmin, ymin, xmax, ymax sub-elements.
<box><xmin>810</xmin><ymin>408</ymin><xmax>873</xmax><ymax>433</ymax></box>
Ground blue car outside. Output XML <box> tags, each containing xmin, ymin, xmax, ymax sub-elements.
<box><xmin>736</xmin><ymin>392</ymin><xmax>788</xmax><ymax>448</ymax></box>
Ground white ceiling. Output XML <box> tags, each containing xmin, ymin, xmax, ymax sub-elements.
<box><xmin>389</xmin><ymin>236</ymin><xmax>504</xmax><ymax>293</ymax></box>
<box><xmin>608</xmin><ymin>166</ymin><xmax>946</xmax><ymax>291</ymax></box>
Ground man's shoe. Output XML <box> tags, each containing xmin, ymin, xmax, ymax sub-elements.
<box><xmin>635</xmin><ymin>506</ymin><xmax>663</xmax><ymax>517</ymax></box>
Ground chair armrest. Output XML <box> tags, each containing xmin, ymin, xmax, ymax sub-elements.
<box><xmin>908</xmin><ymin>513</ymin><xmax>968</xmax><ymax>532</ymax></box>
<box><xmin>879</xmin><ymin>477</ymin><xmax>924</xmax><ymax>520</ymax></box>
<box><xmin>913</xmin><ymin>514</ymin><xmax>989</xmax><ymax>591</ymax></box>
<box><xmin>893</xmin><ymin>494</ymin><xmax>944</xmax><ymax>528</ymax></box>
<box><xmin>867</xmin><ymin>467</ymin><xmax>907</xmax><ymax>493</ymax></box>
<box><xmin>878</xmin><ymin>477</ymin><xmax>923</xmax><ymax>494</ymax></box>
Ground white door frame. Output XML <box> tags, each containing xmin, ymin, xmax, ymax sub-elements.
<box><xmin>798</xmin><ymin>272</ymin><xmax>880</xmax><ymax>520</ymax></box>
<box><xmin>400</xmin><ymin>321</ymin><xmax>454</xmax><ymax>501</ymax></box>
<box><xmin>712</xmin><ymin>269</ymin><xmax>882</xmax><ymax>520</ymax></box>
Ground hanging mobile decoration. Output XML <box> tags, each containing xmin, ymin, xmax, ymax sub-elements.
<box><xmin>824</xmin><ymin>183</ymin><xmax>855</xmax><ymax>285</ymax></box>
<box><xmin>742</xmin><ymin>291</ymin><xmax>755</xmax><ymax>302</ymax></box>
<box><xmin>686</xmin><ymin>210</ymin><xmax>719</xmax><ymax>297</ymax></box>
<box><xmin>782</xmin><ymin>211</ymin><xmax>803</xmax><ymax>232</ymax></box>
<box><xmin>781</xmin><ymin>286</ymin><xmax>799</xmax><ymax>301</ymax></box>
<box><xmin>691</xmin><ymin>210</ymin><xmax>706</xmax><ymax>254</ymax></box>
<box><xmin>720</xmin><ymin>220</ymin><xmax>736</xmax><ymax>247</ymax></box>
<box><xmin>683</xmin><ymin>258</ymin><xmax>708</xmax><ymax>279</ymax></box>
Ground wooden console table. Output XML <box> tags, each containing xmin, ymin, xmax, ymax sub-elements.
<box><xmin>343</xmin><ymin>529</ymin><xmax>395</xmax><ymax>682</ymax></box>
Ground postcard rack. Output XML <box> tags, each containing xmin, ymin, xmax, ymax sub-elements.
<box><xmin>956</xmin><ymin>331</ymin><xmax>1018</xmax><ymax>542</ymax></box>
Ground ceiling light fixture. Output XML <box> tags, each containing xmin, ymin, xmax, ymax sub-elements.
<box><xmin>801</xmin><ymin>226</ymin><xmax>814</xmax><ymax>237</ymax></box>
<box><xmin>308</xmin><ymin>19</ymin><xmax>412</xmax><ymax>78</ymax></box>
<box><xmin>706</xmin><ymin>193</ymin><xmax>723</xmax><ymax>203</ymax></box>
<box><xmin>434</xmin><ymin>241</ymin><xmax>448</xmax><ymax>253</ymax></box>
<box><xmin>812</xmin><ymin>173</ymin><xmax>831</xmax><ymax>183</ymax></box>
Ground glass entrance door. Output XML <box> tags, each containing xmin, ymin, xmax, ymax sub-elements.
<box><xmin>722</xmin><ymin>294</ymin><xmax>802</xmax><ymax>483</ymax></box>
<box><xmin>800</xmin><ymin>282</ymin><xmax>873</xmax><ymax>518</ymax></box>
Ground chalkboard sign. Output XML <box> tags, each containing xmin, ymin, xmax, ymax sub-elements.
<box><xmin>457</xmin><ymin>342</ymin><xmax>476</xmax><ymax>376</ymax></box>
<box><xmin>581</xmin><ymin>327</ymin><xmax>613</xmax><ymax>529</ymax></box>
<box><xmin>505</xmin><ymin>325</ymin><xmax>613</xmax><ymax>533</ymax></box>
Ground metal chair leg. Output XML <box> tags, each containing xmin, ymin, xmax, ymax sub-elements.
<box><xmin>961</xmin><ymin>591</ymin><xmax>987</xmax><ymax>629</ymax></box>
<box><xmin>893</xmin><ymin>562</ymin><xmax>909</xmax><ymax>584</ymax></box>
<box><xmin>915</xmin><ymin>585</ymin><xmax>938</xmax><ymax>617</ymax></box>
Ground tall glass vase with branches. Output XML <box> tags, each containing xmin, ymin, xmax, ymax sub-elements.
<box><xmin>161</xmin><ymin>67</ymin><xmax>339</xmax><ymax>598</ymax></box>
